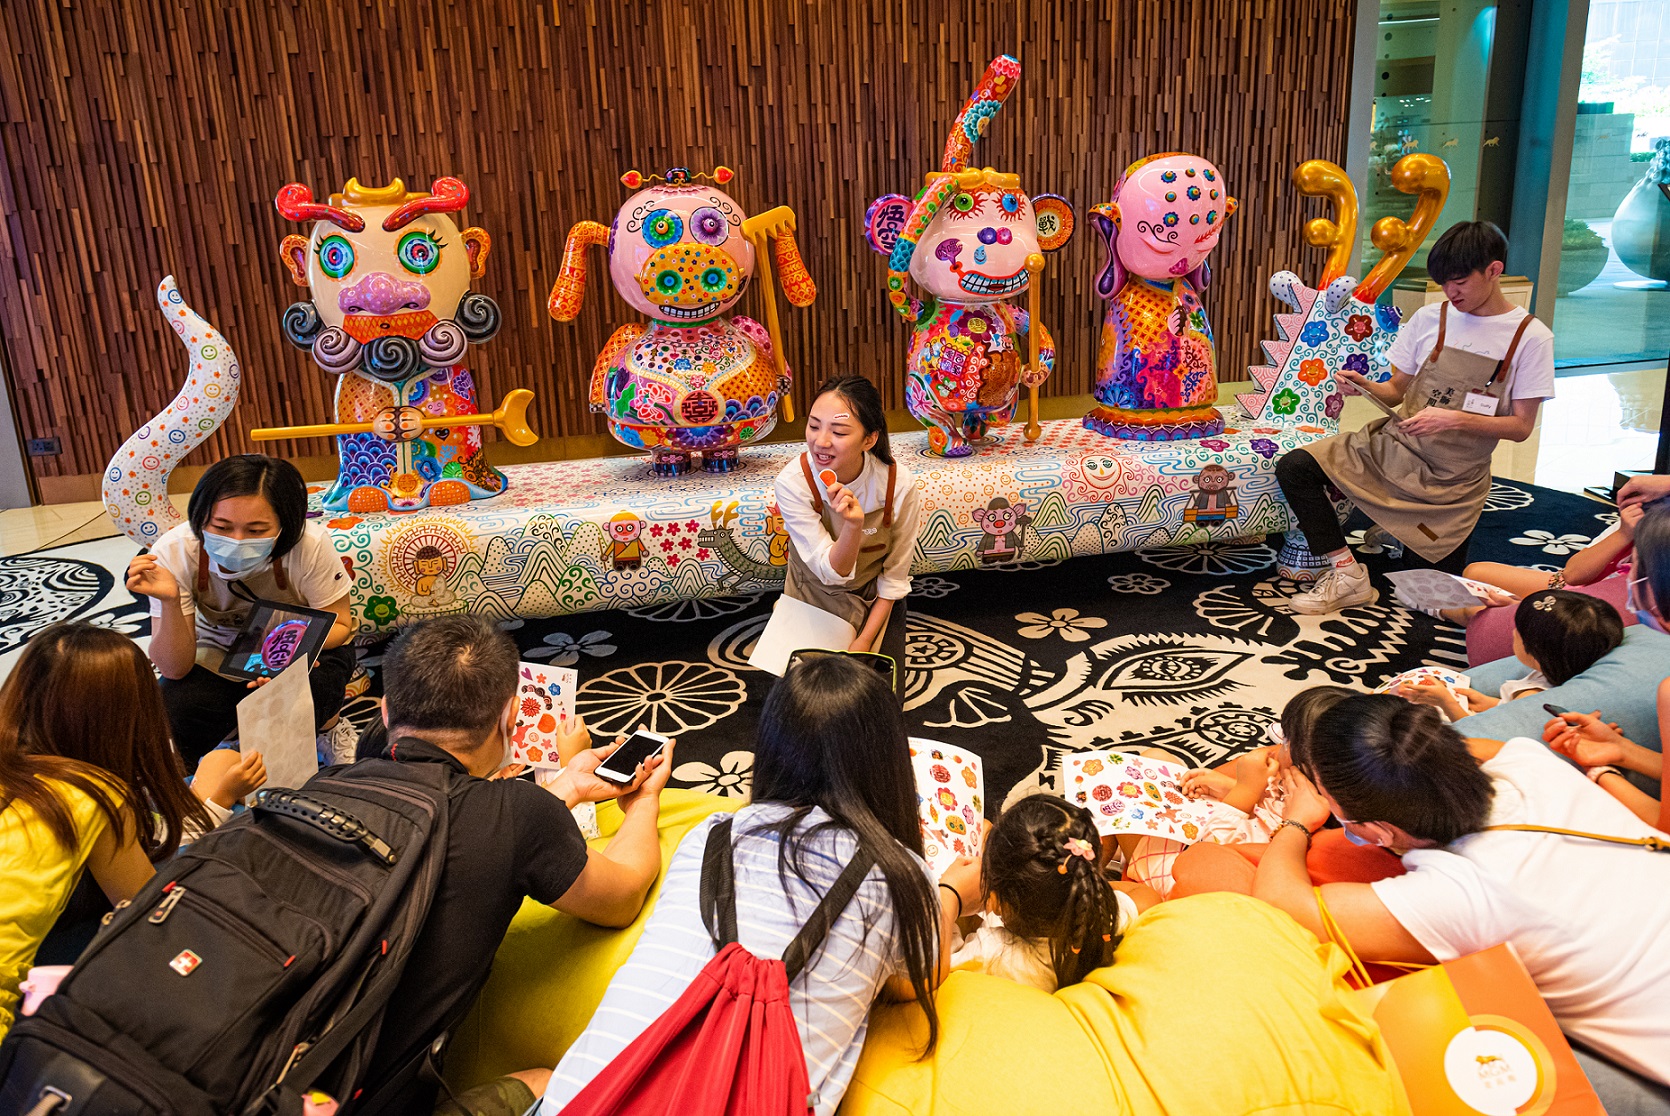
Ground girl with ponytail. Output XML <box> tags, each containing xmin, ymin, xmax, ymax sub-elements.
<box><xmin>956</xmin><ymin>796</ymin><xmax>1156</xmax><ymax>992</ymax></box>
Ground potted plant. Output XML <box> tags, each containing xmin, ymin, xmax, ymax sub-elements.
<box><xmin>1557</xmin><ymin>218</ymin><xmax>1609</xmax><ymax>295</ymax></box>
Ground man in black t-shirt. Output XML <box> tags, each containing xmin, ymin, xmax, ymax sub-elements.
<box><xmin>353</xmin><ymin>615</ymin><xmax>673</xmax><ymax>1116</ymax></box>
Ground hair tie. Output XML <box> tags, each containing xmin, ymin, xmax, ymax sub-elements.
<box><xmin>1060</xmin><ymin>837</ymin><xmax>1096</xmax><ymax>873</ymax></box>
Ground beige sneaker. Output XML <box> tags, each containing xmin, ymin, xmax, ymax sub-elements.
<box><xmin>1289</xmin><ymin>564</ymin><xmax>1379</xmax><ymax>614</ymax></box>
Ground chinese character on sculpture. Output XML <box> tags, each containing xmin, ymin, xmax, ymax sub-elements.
<box><xmin>549</xmin><ymin>166</ymin><xmax>815</xmax><ymax>477</ymax></box>
<box><xmin>271</xmin><ymin>177</ymin><xmax>511</xmax><ymax>512</ymax></box>
<box><xmin>864</xmin><ymin>54</ymin><xmax>1075</xmax><ymax>457</ymax></box>
<box><xmin>1085</xmin><ymin>153</ymin><xmax>1237</xmax><ymax>441</ymax></box>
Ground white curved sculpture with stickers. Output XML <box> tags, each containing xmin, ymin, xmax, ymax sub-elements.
<box><xmin>102</xmin><ymin>276</ymin><xmax>242</xmax><ymax>545</ymax></box>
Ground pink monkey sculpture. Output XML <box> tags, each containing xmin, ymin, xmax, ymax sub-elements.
<box><xmin>1085</xmin><ymin>153</ymin><xmax>1237</xmax><ymax>441</ymax></box>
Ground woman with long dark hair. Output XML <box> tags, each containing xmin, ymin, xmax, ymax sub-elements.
<box><xmin>772</xmin><ymin>375</ymin><xmax>921</xmax><ymax>675</ymax></box>
<box><xmin>539</xmin><ymin>654</ymin><xmax>962</xmax><ymax>1115</ymax></box>
<box><xmin>0</xmin><ymin>623</ymin><xmax>212</xmax><ymax>1034</ymax></box>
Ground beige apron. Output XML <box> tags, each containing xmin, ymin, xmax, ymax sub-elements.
<box><xmin>783</xmin><ymin>452</ymin><xmax>900</xmax><ymax>640</ymax></box>
<box><xmin>1307</xmin><ymin>303</ymin><xmax>1533</xmax><ymax>562</ymax></box>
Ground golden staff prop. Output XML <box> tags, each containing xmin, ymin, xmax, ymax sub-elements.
<box><xmin>1292</xmin><ymin>160</ymin><xmax>1359</xmax><ymax>288</ymax></box>
<box><xmin>1024</xmin><ymin>253</ymin><xmax>1046</xmax><ymax>441</ymax></box>
<box><xmin>250</xmin><ymin>388</ymin><xmax>539</xmax><ymax>447</ymax></box>
<box><xmin>741</xmin><ymin>206</ymin><xmax>814</xmax><ymax>424</ymax></box>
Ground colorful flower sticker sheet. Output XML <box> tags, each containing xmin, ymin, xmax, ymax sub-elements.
<box><xmin>509</xmin><ymin>661</ymin><xmax>578</xmax><ymax>768</ymax></box>
<box><xmin>910</xmin><ymin>736</ymin><xmax>985</xmax><ymax>876</ymax></box>
<box><xmin>1064</xmin><ymin>750</ymin><xmax>1215</xmax><ymax>842</ymax></box>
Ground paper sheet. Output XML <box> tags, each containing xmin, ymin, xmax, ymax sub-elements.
<box><xmin>1063</xmin><ymin>751</ymin><xmax>1215</xmax><ymax>843</ymax></box>
<box><xmin>1373</xmin><ymin>665</ymin><xmax>1471</xmax><ymax>696</ymax></box>
<box><xmin>1386</xmin><ymin>569</ymin><xmax>1500</xmax><ymax>612</ymax></box>
<box><xmin>236</xmin><ymin>657</ymin><xmax>317</xmax><ymax>792</ymax></box>
<box><xmin>909</xmin><ymin>737</ymin><xmax>984</xmax><ymax>876</ymax></box>
<box><xmin>510</xmin><ymin>662</ymin><xmax>579</xmax><ymax>769</ymax></box>
<box><xmin>747</xmin><ymin>593</ymin><xmax>858</xmax><ymax>676</ymax></box>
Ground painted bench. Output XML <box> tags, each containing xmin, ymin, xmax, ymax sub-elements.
<box><xmin>315</xmin><ymin>413</ymin><xmax>1333</xmax><ymax>633</ymax></box>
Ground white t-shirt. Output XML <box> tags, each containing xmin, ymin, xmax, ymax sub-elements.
<box><xmin>1371</xmin><ymin>738</ymin><xmax>1670</xmax><ymax>1083</ymax></box>
<box><xmin>540</xmin><ymin>807</ymin><xmax>931</xmax><ymax>1116</ymax></box>
<box><xmin>949</xmin><ymin>895</ymin><xmax>1139</xmax><ymax>993</ymax></box>
<box><xmin>147</xmin><ymin>522</ymin><xmax>350</xmax><ymax>661</ymax></box>
<box><xmin>1386</xmin><ymin>302</ymin><xmax>1555</xmax><ymax>401</ymax></box>
<box><xmin>773</xmin><ymin>453</ymin><xmax>922</xmax><ymax>601</ymax></box>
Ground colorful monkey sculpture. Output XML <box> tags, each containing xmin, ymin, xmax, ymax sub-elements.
<box><xmin>1085</xmin><ymin>153</ymin><xmax>1237</xmax><ymax>441</ymax></box>
<box><xmin>550</xmin><ymin>166</ymin><xmax>815</xmax><ymax>476</ymax></box>
<box><xmin>864</xmin><ymin>55</ymin><xmax>1074</xmax><ymax>457</ymax></box>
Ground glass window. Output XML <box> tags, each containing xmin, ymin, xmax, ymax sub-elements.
<box><xmin>1553</xmin><ymin>1</ymin><xmax>1670</xmax><ymax>368</ymax></box>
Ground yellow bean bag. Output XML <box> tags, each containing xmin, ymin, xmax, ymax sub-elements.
<box><xmin>443</xmin><ymin>788</ymin><xmax>738</xmax><ymax>1091</ymax></box>
<box><xmin>844</xmin><ymin>893</ymin><xmax>1410</xmax><ymax>1116</ymax></box>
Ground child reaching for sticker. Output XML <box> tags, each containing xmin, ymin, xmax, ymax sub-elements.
<box><xmin>773</xmin><ymin>376</ymin><xmax>923</xmax><ymax>674</ymax></box>
<box><xmin>1395</xmin><ymin>589</ymin><xmax>1624</xmax><ymax>721</ymax></box>
<box><xmin>950</xmin><ymin>795</ymin><xmax>1156</xmax><ymax>992</ymax></box>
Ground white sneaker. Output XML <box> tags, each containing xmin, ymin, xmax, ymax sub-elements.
<box><xmin>1289</xmin><ymin>564</ymin><xmax>1379</xmax><ymax>614</ymax></box>
<box><xmin>317</xmin><ymin>718</ymin><xmax>361</xmax><ymax>766</ymax></box>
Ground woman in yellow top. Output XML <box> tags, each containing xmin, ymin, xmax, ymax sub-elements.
<box><xmin>0</xmin><ymin>623</ymin><xmax>212</xmax><ymax>1034</ymax></box>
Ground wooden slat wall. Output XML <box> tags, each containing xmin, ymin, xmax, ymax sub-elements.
<box><xmin>0</xmin><ymin>0</ymin><xmax>1355</xmax><ymax>481</ymax></box>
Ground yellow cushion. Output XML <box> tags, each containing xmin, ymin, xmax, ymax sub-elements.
<box><xmin>443</xmin><ymin>788</ymin><xmax>738</xmax><ymax>1090</ymax></box>
<box><xmin>844</xmin><ymin>893</ymin><xmax>1409</xmax><ymax>1116</ymax></box>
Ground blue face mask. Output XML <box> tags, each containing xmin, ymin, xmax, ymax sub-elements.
<box><xmin>1637</xmin><ymin>610</ymin><xmax>1665</xmax><ymax>634</ymax></box>
<box><xmin>203</xmin><ymin>531</ymin><xmax>277</xmax><ymax>576</ymax></box>
<box><xmin>1333</xmin><ymin>812</ymin><xmax>1377</xmax><ymax>847</ymax></box>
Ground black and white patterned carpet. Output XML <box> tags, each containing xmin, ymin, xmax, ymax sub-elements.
<box><xmin>0</xmin><ymin>480</ymin><xmax>1613</xmax><ymax>813</ymax></box>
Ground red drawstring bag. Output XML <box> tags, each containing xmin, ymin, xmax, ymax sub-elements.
<box><xmin>559</xmin><ymin>817</ymin><xmax>875</xmax><ymax>1116</ymax></box>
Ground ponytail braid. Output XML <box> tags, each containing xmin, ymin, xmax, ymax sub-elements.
<box><xmin>983</xmin><ymin>795</ymin><xmax>1124</xmax><ymax>990</ymax></box>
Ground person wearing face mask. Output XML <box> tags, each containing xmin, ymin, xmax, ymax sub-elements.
<box><xmin>1541</xmin><ymin>499</ymin><xmax>1670</xmax><ymax>834</ymax></box>
<box><xmin>125</xmin><ymin>454</ymin><xmax>357</xmax><ymax>765</ymax></box>
<box><xmin>772</xmin><ymin>375</ymin><xmax>923</xmax><ymax>680</ymax></box>
<box><xmin>1255</xmin><ymin>694</ymin><xmax>1670</xmax><ymax>1098</ymax></box>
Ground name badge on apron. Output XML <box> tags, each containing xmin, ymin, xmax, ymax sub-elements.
<box><xmin>1461</xmin><ymin>390</ymin><xmax>1499</xmax><ymax>416</ymax></box>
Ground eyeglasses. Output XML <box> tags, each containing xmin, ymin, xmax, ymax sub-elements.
<box><xmin>787</xmin><ymin>648</ymin><xmax>898</xmax><ymax>689</ymax></box>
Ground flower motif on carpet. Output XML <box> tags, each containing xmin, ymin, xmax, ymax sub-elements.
<box><xmin>576</xmin><ymin>661</ymin><xmax>747</xmax><ymax>735</ymax></box>
<box><xmin>1106</xmin><ymin>573</ymin><xmax>1169</xmax><ymax>595</ymax></box>
<box><xmin>1016</xmin><ymin>608</ymin><xmax>1108</xmax><ymax>643</ymax></box>
<box><xmin>1482</xmin><ymin>483</ymin><xmax>1535</xmax><ymax>513</ymax></box>
<box><xmin>1508</xmin><ymin>529</ymin><xmax>1592</xmax><ymax>555</ymax></box>
<box><xmin>525</xmin><ymin>629</ymin><xmax>618</xmax><ymax>667</ymax></box>
<box><xmin>626</xmin><ymin>593</ymin><xmax>762</xmax><ymax>623</ymax></box>
<box><xmin>911</xmin><ymin>576</ymin><xmax>961</xmax><ymax>599</ymax></box>
<box><xmin>1138</xmin><ymin>541</ymin><xmax>1276</xmax><ymax>576</ymax></box>
<box><xmin>672</xmin><ymin>749</ymin><xmax>753</xmax><ymax>798</ymax></box>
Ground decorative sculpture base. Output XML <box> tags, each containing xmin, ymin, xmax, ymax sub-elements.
<box><xmin>316</xmin><ymin>412</ymin><xmax>1339</xmax><ymax>633</ymax></box>
<box><xmin>1083</xmin><ymin>405</ymin><xmax>1226</xmax><ymax>441</ymax></box>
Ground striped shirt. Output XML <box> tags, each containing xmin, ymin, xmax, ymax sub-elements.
<box><xmin>540</xmin><ymin>805</ymin><xmax>929</xmax><ymax>1115</ymax></box>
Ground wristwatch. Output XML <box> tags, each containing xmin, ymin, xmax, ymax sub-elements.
<box><xmin>1586</xmin><ymin>765</ymin><xmax>1623</xmax><ymax>784</ymax></box>
<box><xmin>1279</xmin><ymin>819</ymin><xmax>1313</xmax><ymax>842</ymax></box>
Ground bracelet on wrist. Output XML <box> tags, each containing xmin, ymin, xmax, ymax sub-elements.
<box><xmin>938</xmin><ymin>882</ymin><xmax>965</xmax><ymax>916</ymax></box>
<box><xmin>1279</xmin><ymin>819</ymin><xmax>1313</xmax><ymax>842</ymax></box>
<box><xmin>1586</xmin><ymin>765</ymin><xmax>1623</xmax><ymax>784</ymax></box>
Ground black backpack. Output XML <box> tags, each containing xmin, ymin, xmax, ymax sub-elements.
<box><xmin>0</xmin><ymin>757</ymin><xmax>453</xmax><ymax>1116</ymax></box>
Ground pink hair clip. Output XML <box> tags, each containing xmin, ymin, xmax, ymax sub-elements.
<box><xmin>1061</xmin><ymin>837</ymin><xmax>1096</xmax><ymax>870</ymax></box>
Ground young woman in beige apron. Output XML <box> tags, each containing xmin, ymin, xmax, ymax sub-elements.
<box><xmin>783</xmin><ymin>450</ymin><xmax>906</xmax><ymax>656</ymax></box>
<box><xmin>1280</xmin><ymin>303</ymin><xmax>1533</xmax><ymax>609</ymax></box>
<box><xmin>772</xmin><ymin>376</ymin><xmax>920</xmax><ymax>692</ymax></box>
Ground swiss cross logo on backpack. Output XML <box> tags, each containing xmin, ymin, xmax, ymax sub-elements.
<box><xmin>168</xmin><ymin>950</ymin><xmax>203</xmax><ymax>977</ymax></box>
<box><xmin>560</xmin><ymin>817</ymin><xmax>875</xmax><ymax>1116</ymax></box>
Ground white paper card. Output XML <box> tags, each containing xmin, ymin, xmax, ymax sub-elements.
<box><xmin>908</xmin><ymin>737</ymin><xmax>984</xmax><ymax>876</ymax></box>
<box><xmin>236</xmin><ymin>657</ymin><xmax>317</xmax><ymax>792</ymax></box>
<box><xmin>1373</xmin><ymin>665</ymin><xmax>1471</xmax><ymax>696</ymax></box>
<box><xmin>1461</xmin><ymin>390</ymin><xmax>1499</xmax><ymax>416</ymax></box>
<box><xmin>510</xmin><ymin>662</ymin><xmax>579</xmax><ymax>769</ymax></box>
<box><xmin>748</xmin><ymin>593</ymin><xmax>858</xmax><ymax>676</ymax></box>
<box><xmin>1386</xmin><ymin>569</ymin><xmax>1499</xmax><ymax>612</ymax></box>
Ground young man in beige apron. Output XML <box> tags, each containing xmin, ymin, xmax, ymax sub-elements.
<box><xmin>1274</xmin><ymin>222</ymin><xmax>1555</xmax><ymax>614</ymax></box>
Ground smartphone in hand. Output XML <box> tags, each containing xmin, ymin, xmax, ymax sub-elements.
<box><xmin>594</xmin><ymin>730</ymin><xmax>669</xmax><ymax>784</ymax></box>
<box><xmin>1543</xmin><ymin>703</ymin><xmax>1571</xmax><ymax>719</ymax></box>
